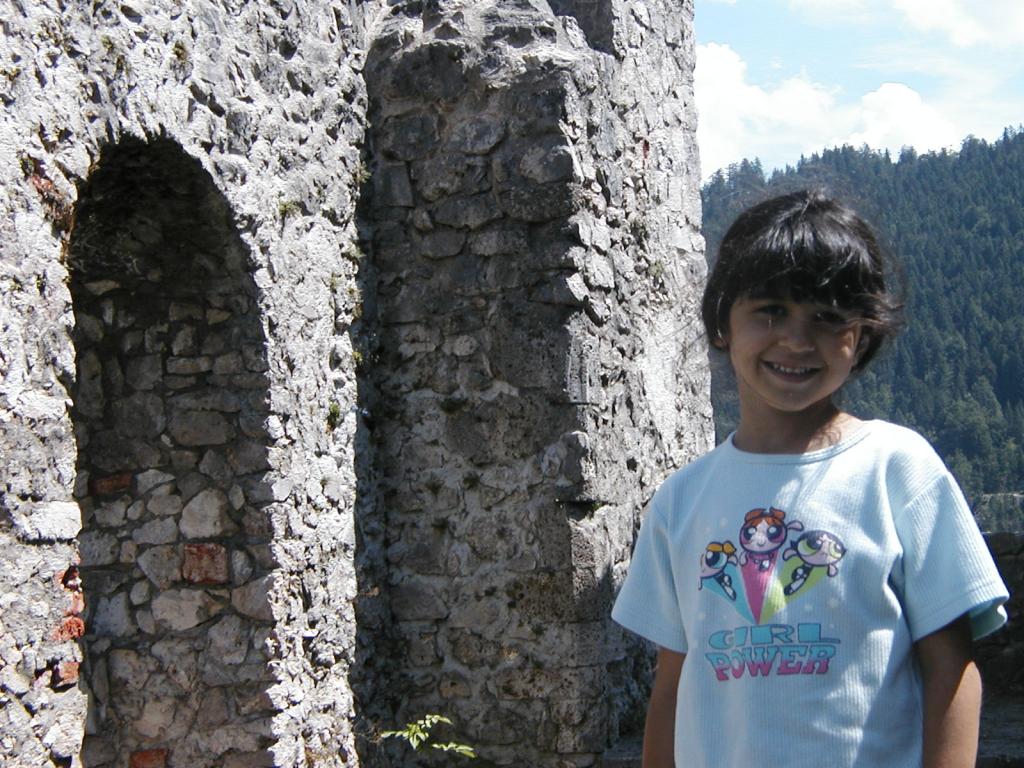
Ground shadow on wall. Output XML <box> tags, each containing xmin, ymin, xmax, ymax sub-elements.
<box><xmin>67</xmin><ymin>138</ymin><xmax>277</xmax><ymax>767</ymax></box>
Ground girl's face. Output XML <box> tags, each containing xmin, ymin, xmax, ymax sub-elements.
<box><xmin>720</xmin><ymin>296</ymin><xmax>864</xmax><ymax>429</ymax></box>
<box><xmin>741</xmin><ymin>518</ymin><xmax>787</xmax><ymax>554</ymax></box>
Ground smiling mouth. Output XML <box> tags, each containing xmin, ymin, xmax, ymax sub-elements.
<box><xmin>764</xmin><ymin>362</ymin><xmax>819</xmax><ymax>376</ymax></box>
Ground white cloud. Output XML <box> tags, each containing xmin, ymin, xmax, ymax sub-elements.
<box><xmin>901</xmin><ymin>0</ymin><xmax>1024</xmax><ymax>46</ymax></box>
<box><xmin>785</xmin><ymin>0</ymin><xmax>876</xmax><ymax>25</ymax></box>
<box><xmin>695</xmin><ymin>44</ymin><xmax>968</xmax><ymax>178</ymax></box>
<box><xmin>696</xmin><ymin>43</ymin><xmax>844</xmax><ymax>177</ymax></box>
<box><xmin>789</xmin><ymin>0</ymin><xmax>1024</xmax><ymax>46</ymax></box>
<box><xmin>841</xmin><ymin>83</ymin><xmax>960</xmax><ymax>156</ymax></box>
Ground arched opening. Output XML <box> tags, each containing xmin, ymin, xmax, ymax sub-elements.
<box><xmin>68</xmin><ymin>138</ymin><xmax>276</xmax><ymax>767</ymax></box>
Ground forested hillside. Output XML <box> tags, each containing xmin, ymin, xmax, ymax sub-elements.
<box><xmin>701</xmin><ymin>128</ymin><xmax>1024</xmax><ymax>514</ymax></box>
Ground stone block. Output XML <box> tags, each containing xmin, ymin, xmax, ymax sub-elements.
<box><xmin>113</xmin><ymin>392</ymin><xmax>166</xmax><ymax>438</ymax></box>
<box><xmin>417</xmin><ymin>228</ymin><xmax>467</xmax><ymax>259</ymax></box>
<box><xmin>125</xmin><ymin>354</ymin><xmax>163</xmax><ymax>390</ymax></box>
<box><xmin>91</xmin><ymin>593</ymin><xmax>136</xmax><ymax>636</ymax></box>
<box><xmin>137</xmin><ymin>545</ymin><xmax>182</xmax><ymax>589</ymax></box>
<box><xmin>79</xmin><ymin>530</ymin><xmax>119</xmax><ymax>565</ymax></box>
<box><xmin>181</xmin><ymin>489</ymin><xmax>236</xmax><ymax>538</ymax></box>
<box><xmin>135</xmin><ymin>469</ymin><xmax>175</xmax><ymax>495</ymax></box>
<box><xmin>148</xmin><ymin>494</ymin><xmax>183</xmax><ymax>517</ymax></box>
<box><xmin>432</xmin><ymin>192</ymin><xmax>503</xmax><ymax>231</ymax></box>
<box><xmin>390</xmin><ymin>581</ymin><xmax>448</xmax><ymax>621</ymax></box>
<box><xmin>375</xmin><ymin>162</ymin><xmax>414</xmax><ymax>207</ymax></box>
<box><xmin>385</xmin><ymin>37</ymin><xmax>470</xmax><ymax>98</ymax></box>
<box><xmin>518</xmin><ymin>139</ymin><xmax>576</xmax><ymax>184</ymax></box>
<box><xmin>169</xmin><ymin>410</ymin><xmax>235</xmax><ymax>446</ymax></box>
<box><xmin>196</xmin><ymin>687</ymin><xmax>230</xmax><ymax>728</ymax></box>
<box><xmin>183</xmin><ymin>543</ymin><xmax>229</xmax><ymax>584</ymax></box>
<box><xmin>493</xmin><ymin>666</ymin><xmax>600</xmax><ymax>701</ymax></box>
<box><xmin>439</xmin><ymin>671</ymin><xmax>472</xmax><ymax>699</ymax></box>
<box><xmin>231</xmin><ymin>575</ymin><xmax>275</xmax><ymax>621</ymax></box>
<box><xmin>12</xmin><ymin>501</ymin><xmax>82</xmax><ymax>542</ymax></box>
<box><xmin>94</xmin><ymin>499</ymin><xmax>128</xmax><ymax>527</ymax></box>
<box><xmin>496</xmin><ymin>180</ymin><xmax>577</xmax><ymax>222</ymax></box>
<box><xmin>450</xmin><ymin>116</ymin><xmax>506</xmax><ymax>155</ymax></box>
<box><xmin>89</xmin><ymin>473</ymin><xmax>132</xmax><ymax>495</ymax></box>
<box><xmin>380</xmin><ymin>112</ymin><xmax>441</xmax><ymax>161</ymax></box>
<box><xmin>151</xmin><ymin>589</ymin><xmax>220</xmax><ymax>631</ymax></box>
<box><xmin>170</xmin><ymin>390</ymin><xmax>242</xmax><ymax>413</ymax></box>
<box><xmin>129</xmin><ymin>748</ymin><xmax>168</xmax><ymax>768</ymax></box>
<box><xmin>166</xmin><ymin>356</ymin><xmax>213</xmax><ymax>375</ymax></box>
<box><xmin>136</xmin><ymin>697</ymin><xmax>177</xmax><ymax>739</ymax></box>
<box><xmin>209</xmin><ymin>615</ymin><xmax>248</xmax><ymax>664</ymax></box>
<box><xmin>469</xmin><ymin>223</ymin><xmax>529</xmax><ymax>256</ymax></box>
<box><xmin>133</xmin><ymin>518</ymin><xmax>179</xmax><ymax>546</ymax></box>
<box><xmin>227</xmin><ymin>440</ymin><xmax>270</xmax><ymax>475</ymax></box>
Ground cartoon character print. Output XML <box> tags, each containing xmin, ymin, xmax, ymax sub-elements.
<box><xmin>738</xmin><ymin>507</ymin><xmax>803</xmax><ymax>572</ymax></box>
<box><xmin>699</xmin><ymin>542</ymin><xmax>739</xmax><ymax>601</ymax></box>
<box><xmin>699</xmin><ymin>506</ymin><xmax>846</xmax><ymax>624</ymax></box>
<box><xmin>782</xmin><ymin>530</ymin><xmax>846</xmax><ymax>596</ymax></box>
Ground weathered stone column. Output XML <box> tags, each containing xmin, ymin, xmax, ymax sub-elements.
<box><xmin>362</xmin><ymin>1</ymin><xmax>710</xmax><ymax>764</ymax></box>
<box><xmin>0</xmin><ymin>1</ymin><xmax>375</xmax><ymax>765</ymax></box>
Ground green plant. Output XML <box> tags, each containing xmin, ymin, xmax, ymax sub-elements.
<box><xmin>381</xmin><ymin>715</ymin><xmax>476</xmax><ymax>759</ymax></box>
<box><xmin>326</xmin><ymin>401</ymin><xmax>342</xmax><ymax>431</ymax></box>
<box><xmin>341</xmin><ymin>245</ymin><xmax>364</xmax><ymax>263</ymax></box>
<box><xmin>278</xmin><ymin>199</ymin><xmax>302</xmax><ymax>218</ymax></box>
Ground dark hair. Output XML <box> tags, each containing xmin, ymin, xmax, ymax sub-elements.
<box><xmin>701</xmin><ymin>189</ymin><xmax>903</xmax><ymax>371</ymax></box>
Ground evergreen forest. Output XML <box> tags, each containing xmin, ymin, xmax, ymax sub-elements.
<box><xmin>700</xmin><ymin>128</ymin><xmax>1024</xmax><ymax>529</ymax></box>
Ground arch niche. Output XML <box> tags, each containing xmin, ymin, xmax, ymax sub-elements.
<box><xmin>68</xmin><ymin>138</ymin><xmax>276</xmax><ymax>767</ymax></box>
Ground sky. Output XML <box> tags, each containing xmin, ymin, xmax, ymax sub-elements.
<box><xmin>694</xmin><ymin>0</ymin><xmax>1024</xmax><ymax>180</ymax></box>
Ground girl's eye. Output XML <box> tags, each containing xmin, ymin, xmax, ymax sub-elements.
<box><xmin>814</xmin><ymin>310</ymin><xmax>851</xmax><ymax>326</ymax></box>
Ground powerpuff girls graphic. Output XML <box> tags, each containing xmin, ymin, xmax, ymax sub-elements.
<box><xmin>699</xmin><ymin>542</ymin><xmax>739</xmax><ymax>600</ymax></box>
<box><xmin>783</xmin><ymin>530</ymin><xmax>846</xmax><ymax>596</ymax></box>
<box><xmin>698</xmin><ymin>507</ymin><xmax>845</xmax><ymax>624</ymax></box>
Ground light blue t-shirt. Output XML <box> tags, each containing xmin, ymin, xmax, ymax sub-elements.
<box><xmin>612</xmin><ymin>420</ymin><xmax>1008</xmax><ymax>768</ymax></box>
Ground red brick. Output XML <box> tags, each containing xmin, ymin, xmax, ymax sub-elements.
<box><xmin>130</xmin><ymin>749</ymin><xmax>168</xmax><ymax>768</ymax></box>
<box><xmin>52</xmin><ymin>616</ymin><xmax>85</xmax><ymax>641</ymax></box>
<box><xmin>89</xmin><ymin>472</ymin><xmax>132</xmax><ymax>496</ymax></box>
<box><xmin>52</xmin><ymin>661</ymin><xmax>79</xmax><ymax>688</ymax></box>
<box><xmin>182</xmin><ymin>543</ymin><xmax>229</xmax><ymax>584</ymax></box>
<box><xmin>68</xmin><ymin>591</ymin><xmax>85</xmax><ymax>615</ymax></box>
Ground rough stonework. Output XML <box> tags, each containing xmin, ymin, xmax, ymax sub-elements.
<box><xmin>361</xmin><ymin>1</ymin><xmax>708</xmax><ymax>763</ymax></box>
<box><xmin>0</xmin><ymin>1</ymin><xmax>710</xmax><ymax>766</ymax></box>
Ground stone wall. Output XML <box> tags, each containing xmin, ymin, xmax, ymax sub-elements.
<box><xmin>979</xmin><ymin>532</ymin><xmax>1024</xmax><ymax>696</ymax></box>
<box><xmin>0</xmin><ymin>1</ymin><xmax>373</xmax><ymax>765</ymax></box>
<box><xmin>360</xmin><ymin>1</ymin><xmax>708</xmax><ymax>764</ymax></box>
<box><xmin>0</xmin><ymin>1</ymin><xmax>709</xmax><ymax>766</ymax></box>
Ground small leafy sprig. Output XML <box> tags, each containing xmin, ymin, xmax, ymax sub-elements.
<box><xmin>381</xmin><ymin>714</ymin><xmax>477</xmax><ymax>758</ymax></box>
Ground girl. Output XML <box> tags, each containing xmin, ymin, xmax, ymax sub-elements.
<box><xmin>612</xmin><ymin>190</ymin><xmax>1009</xmax><ymax>768</ymax></box>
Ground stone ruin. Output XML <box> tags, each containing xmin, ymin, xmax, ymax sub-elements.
<box><xmin>4</xmin><ymin>2</ymin><xmax>1024</xmax><ymax>766</ymax></box>
<box><xmin>0</xmin><ymin>1</ymin><xmax>713</xmax><ymax>765</ymax></box>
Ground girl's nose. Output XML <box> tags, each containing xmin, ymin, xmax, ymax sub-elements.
<box><xmin>775</xmin><ymin>317</ymin><xmax>815</xmax><ymax>351</ymax></box>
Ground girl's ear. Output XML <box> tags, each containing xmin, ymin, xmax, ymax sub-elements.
<box><xmin>854</xmin><ymin>329</ymin><xmax>870</xmax><ymax>362</ymax></box>
<box><xmin>712</xmin><ymin>332</ymin><xmax>729</xmax><ymax>351</ymax></box>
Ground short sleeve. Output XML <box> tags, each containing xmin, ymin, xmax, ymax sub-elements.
<box><xmin>892</xmin><ymin>472</ymin><xmax>1009</xmax><ymax>642</ymax></box>
<box><xmin>611</xmin><ymin>483</ymin><xmax>688</xmax><ymax>653</ymax></box>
